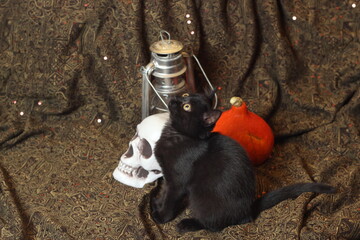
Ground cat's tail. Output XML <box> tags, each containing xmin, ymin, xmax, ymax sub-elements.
<box><xmin>251</xmin><ymin>183</ymin><xmax>336</xmax><ymax>220</ymax></box>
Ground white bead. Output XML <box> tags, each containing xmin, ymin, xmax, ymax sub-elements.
<box><xmin>190</xmin><ymin>31</ymin><xmax>195</xmax><ymax>35</ymax></box>
<box><xmin>38</xmin><ymin>101</ymin><xmax>42</xmax><ymax>106</ymax></box>
<box><xmin>292</xmin><ymin>16</ymin><xmax>297</xmax><ymax>21</ymax></box>
<box><xmin>103</xmin><ymin>56</ymin><xmax>108</xmax><ymax>60</ymax></box>
<box><xmin>20</xmin><ymin>111</ymin><xmax>24</xmax><ymax>116</ymax></box>
<box><xmin>352</xmin><ymin>3</ymin><xmax>356</xmax><ymax>8</ymax></box>
<box><xmin>186</xmin><ymin>14</ymin><xmax>190</xmax><ymax>18</ymax></box>
<box><xmin>187</xmin><ymin>20</ymin><xmax>191</xmax><ymax>24</ymax></box>
<box><xmin>97</xmin><ymin>118</ymin><xmax>102</xmax><ymax>123</ymax></box>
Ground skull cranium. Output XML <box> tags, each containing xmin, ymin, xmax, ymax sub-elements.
<box><xmin>113</xmin><ymin>113</ymin><xmax>169</xmax><ymax>188</ymax></box>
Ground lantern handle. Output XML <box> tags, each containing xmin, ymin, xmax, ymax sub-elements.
<box><xmin>159</xmin><ymin>30</ymin><xmax>171</xmax><ymax>44</ymax></box>
<box><xmin>192</xmin><ymin>54</ymin><xmax>218</xmax><ymax>109</ymax></box>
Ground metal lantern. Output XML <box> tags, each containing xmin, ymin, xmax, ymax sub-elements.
<box><xmin>141</xmin><ymin>31</ymin><xmax>217</xmax><ymax>119</ymax></box>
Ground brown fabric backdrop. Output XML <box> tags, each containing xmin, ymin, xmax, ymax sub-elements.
<box><xmin>0</xmin><ymin>0</ymin><xmax>359</xmax><ymax>239</ymax></box>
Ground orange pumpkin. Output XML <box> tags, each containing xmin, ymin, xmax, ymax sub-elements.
<box><xmin>213</xmin><ymin>97</ymin><xmax>274</xmax><ymax>165</ymax></box>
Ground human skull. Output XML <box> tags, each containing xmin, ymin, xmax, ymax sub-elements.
<box><xmin>113</xmin><ymin>112</ymin><xmax>169</xmax><ymax>188</ymax></box>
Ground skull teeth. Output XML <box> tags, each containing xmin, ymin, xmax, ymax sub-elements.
<box><xmin>117</xmin><ymin>161</ymin><xmax>136</xmax><ymax>177</ymax></box>
<box><xmin>117</xmin><ymin>161</ymin><xmax>150</xmax><ymax>179</ymax></box>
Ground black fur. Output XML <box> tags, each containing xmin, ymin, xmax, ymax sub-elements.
<box><xmin>150</xmin><ymin>93</ymin><xmax>336</xmax><ymax>233</ymax></box>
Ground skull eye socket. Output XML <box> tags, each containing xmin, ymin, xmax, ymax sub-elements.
<box><xmin>151</xmin><ymin>170</ymin><xmax>162</xmax><ymax>174</ymax></box>
<box><xmin>139</xmin><ymin>138</ymin><xmax>152</xmax><ymax>159</ymax></box>
<box><xmin>183</xmin><ymin>103</ymin><xmax>191</xmax><ymax>112</ymax></box>
<box><xmin>124</xmin><ymin>145</ymin><xmax>134</xmax><ymax>158</ymax></box>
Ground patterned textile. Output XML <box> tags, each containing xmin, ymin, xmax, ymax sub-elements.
<box><xmin>0</xmin><ymin>0</ymin><xmax>359</xmax><ymax>239</ymax></box>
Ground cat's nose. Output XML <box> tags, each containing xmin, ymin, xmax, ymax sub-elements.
<box><xmin>168</xmin><ymin>99</ymin><xmax>176</xmax><ymax>108</ymax></box>
<box><xmin>169</xmin><ymin>95</ymin><xmax>178</xmax><ymax>100</ymax></box>
<box><xmin>168</xmin><ymin>97</ymin><xmax>179</xmax><ymax>108</ymax></box>
<box><xmin>168</xmin><ymin>96</ymin><xmax>179</xmax><ymax>103</ymax></box>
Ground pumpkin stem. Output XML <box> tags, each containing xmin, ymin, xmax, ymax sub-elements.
<box><xmin>230</xmin><ymin>97</ymin><xmax>243</xmax><ymax>107</ymax></box>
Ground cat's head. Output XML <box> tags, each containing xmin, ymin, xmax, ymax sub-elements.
<box><xmin>168</xmin><ymin>92</ymin><xmax>222</xmax><ymax>139</ymax></box>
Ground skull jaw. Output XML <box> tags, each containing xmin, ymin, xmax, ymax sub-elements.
<box><xmin>113</xmin><ymin>161</ymin><xmax>163</xmax><ymax>188</ymax></box>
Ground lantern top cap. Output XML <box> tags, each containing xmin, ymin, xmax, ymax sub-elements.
<box><xmin>150</xmin><ymin>30</ymin><xmax>184</xmax><ymax>54</ymax></box>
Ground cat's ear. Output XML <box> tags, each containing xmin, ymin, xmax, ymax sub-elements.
<box><xmin>203</xmin><ymin>110</ymin><xmax>222</xmax><ymax>127</ymax></box>
<box><xmin>208</xmin><ymin>88</ymin><xmax>217</xmax><ymax>100</ymax></box>
<box><xmin>204</xmin><ymin>88</ymin><xmax>217</xmax><ymax>101</ymax></box>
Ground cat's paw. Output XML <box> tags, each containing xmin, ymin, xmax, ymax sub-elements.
<box><xmin>150</xmin><ymin>196</ymin><xmax>159</xmax><ymax>212</ymax></box>
<box><xmin>150</xmin><ymin>209</ymin><xmax>164</xmax><ymax>224</ymax></box>
<box><xmin>150</xmin><ymin>196</ymin><xmax>168</xmax><ymax>224</ymax></box>
<box><xmin>176</xmin><ymin>218</ymin><xmax>204</xmax><ymax>233</ymax></box>
<box><xmin>150</xmin><ymin>207</ymin><xmax>176</xmax><ymax>224</ymax></box>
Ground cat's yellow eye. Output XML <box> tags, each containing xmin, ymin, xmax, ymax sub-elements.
<box><xmin>182</xmin><ymin>93</ymin><xmax>189</xmax><ymax>97</ymax></box>
<box><xmin>183</xmin><ymin>103</ymin><xmax>191</xmax><ymax>112</ymax></box>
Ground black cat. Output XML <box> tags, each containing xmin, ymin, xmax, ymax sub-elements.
<box><xmin>150</xmin><ymin>93</ymin><xmax>335</xmax><ymax>233</ymax></box>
